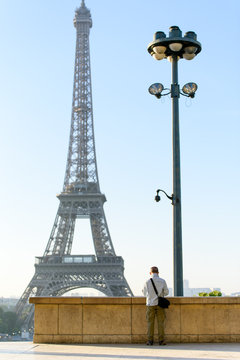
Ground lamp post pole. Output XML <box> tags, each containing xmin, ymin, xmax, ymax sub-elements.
<box><xmin>171</xmin><ymin>54</ymin><xmax>183</xmax><ymax>296</ymax></box>
<box><xmin>147</xmin><ymin>26</ymin><xmax>201</xmax><ymax>296</ymax></box>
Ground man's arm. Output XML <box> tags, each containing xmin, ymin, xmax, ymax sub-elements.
<box><xmin>163</xmin><ymin>280</ymin><xmax>169</xmax><ymax>296</ymax></box>
<box><xmin>142</xmin><ymin>281</ymin><xmax>148</xmax><ymax>296</ymax></box>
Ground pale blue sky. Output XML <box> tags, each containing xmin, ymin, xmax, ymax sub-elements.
<box><xmin>0</xmin><ymin>0</ymin><xmax>239</xmax><ymax>297</ymax></box>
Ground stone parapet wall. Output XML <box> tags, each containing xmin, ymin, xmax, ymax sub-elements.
<box><xmin>29</xmin><ymin>296</ymin><xmax>240</xmax><ymax>343</ymax></box>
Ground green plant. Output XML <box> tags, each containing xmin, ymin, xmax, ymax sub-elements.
<box><xmin>198</xmin><ymin>292</ymin><xmax>208</xmax><ymax>297</ymax></box>
<box><xmin>209</xmin><ymin>290</ymin><xmax>222</xmax><ymax>297</ymax></box>
<box><xmin>198</xmin><ymin>291</ymin><xmax>222</xmax><ymax>297</ymax></box>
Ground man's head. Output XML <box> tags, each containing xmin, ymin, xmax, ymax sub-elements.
<box><xmin>150</xmin><ymin>266</ymin><xmax>159</xmax><ymax>274</ymax></box>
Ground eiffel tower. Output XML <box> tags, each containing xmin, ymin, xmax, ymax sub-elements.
<box><xmin>16</xmin><ymin>0</ymin><xmax>133</xmax><ymax>328</ymax></box>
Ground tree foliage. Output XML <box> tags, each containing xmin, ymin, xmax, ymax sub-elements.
<box><xmin>198</xmin><ymin>291</ymin><xmax>222</xmax><ymax>297</ymax></box>
<box><xmin>0</xmin><ymin>307</ymin><xmax>20</xmax><ymax>334</ymax></box>
<box><xmin>198</xmin><ymin>292</ymin><xmax>209</xmax><ymax>297</ymax></box>
<box><xmin>209</xmin><ymin>290</ymin><xmax>222</xmax><ymax>297</ymax></box>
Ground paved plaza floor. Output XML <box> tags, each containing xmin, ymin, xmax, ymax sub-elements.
<box><xmin>0</xmin><ymin>342</ymin><xmax>240</xmax><ymax>360</ymax></box>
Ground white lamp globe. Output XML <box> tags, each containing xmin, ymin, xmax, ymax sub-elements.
<box><xmin>184</xmin><ymin>46</ymin><xmax>197</xmax><ymax>54</ymax></box>
<box><xmin>183</xmin><ymin>53</ymin><xmax>195</xmax><ymax>60</ymax></box>
<box><xmin>169</xmin><ymin>42</ymin><xmax>182</xmax><ymax>52</ymax></box>
<box><xmin>154</xmin><ymin>45</ymin><xmax>166</xmax><ymax>54</ymax></box>
<box><xmin>153</xmin><ymin>53</ymin><xmax>165</xmax><ymax>60</ymax></box>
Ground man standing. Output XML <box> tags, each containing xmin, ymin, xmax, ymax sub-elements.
<box><xmin>142</xmin><ymin>266</ymin><xmax>169</xmax><ymax>345</ymax></box>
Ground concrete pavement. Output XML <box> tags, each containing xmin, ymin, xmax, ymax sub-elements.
<box><xmin>0</xmin><ymin>342</ymin><xmax>240</xmax><ymax>360</ymax></box>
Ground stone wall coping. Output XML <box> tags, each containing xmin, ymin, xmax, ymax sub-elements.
<box><xmin>29</xmin><ymin>296</ymin><xmax>240</xmax><ymax>305</ymax></box>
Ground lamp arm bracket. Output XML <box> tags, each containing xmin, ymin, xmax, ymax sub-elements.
<box><xmin>162</xmin><ymin>88</ymin><xmax>171</xmax><ymax>96</ymax></box>
<box><xmin>156</xmin><ymin>189</ymin><xmax>174</xmax><ymax>204</ymax></box>
<box><xmin>180</xmin><ymin>91</ymin><xmax>195</xmax><ymax>98</ymax></box>
<box><xmin>180</xmin><ymin>92</ymin><xmax>189</xmax><ymax>97</ymax></box>
<box><xmin>154</xmin><ymin>89</ymin><xmax>171</xmax><ymax>99</ymax></box>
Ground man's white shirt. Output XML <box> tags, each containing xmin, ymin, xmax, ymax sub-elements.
<box><xmin>142</xmin><ymin>273</ymin><xmax>169</xmax><ymax>306</ymax></box>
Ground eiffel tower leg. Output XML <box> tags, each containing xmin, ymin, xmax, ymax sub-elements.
<box><xmin>44</xmin><ymin>211</ymin><xmax>76</xmax><ymax>257</ymax></box>
<box><xmin>16</xmin><ymin>275</ymin><xmax>44</xmax><ymax>329</ymax></box>
<box><xmin>90</xmin><ymin>209</ymin><xmax>115</xmax><ymax>257</ymax></box>
<box><xmin>90</xmin><ymin>210</ymin><xmax>133</xmax><ymax>296</ymax></box>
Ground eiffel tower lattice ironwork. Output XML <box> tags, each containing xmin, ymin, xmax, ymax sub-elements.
<box><xmin>16</xmin><ymin>0</ymin><xmax>133</xmax><ymax>327</ymax></box>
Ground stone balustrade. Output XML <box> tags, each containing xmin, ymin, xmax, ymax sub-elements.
<box><xmin>29</xmin><ymin>296</ymin><xmax>240</xmax><ymax>343</ymax></box>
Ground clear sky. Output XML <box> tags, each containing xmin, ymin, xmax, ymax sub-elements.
<box><xmin>0</xmin><ymin>0</ymin><xmax>239</xmax><ymax>298</ymax></box>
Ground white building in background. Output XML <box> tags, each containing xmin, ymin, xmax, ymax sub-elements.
<box><xmin>183</xmin><ymin>279</ymin><xmax>221</xmax><ymax>296</ymax></box>
<box><xmin>168</xmin><ymin>280</ymin><xmax>222</xmax><ymax>297</ymax></box>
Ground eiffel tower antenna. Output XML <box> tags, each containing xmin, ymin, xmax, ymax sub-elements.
<box><xmin>16</xmin><ymin>1</ymin><xmax>133</xmax><ymax>329</ymax></box>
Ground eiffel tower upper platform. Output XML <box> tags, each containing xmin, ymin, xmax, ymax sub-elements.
<box><xmin>16</xmin><ymin>0</ymin><xmax>133</xmax><ymax>328</ymax></box>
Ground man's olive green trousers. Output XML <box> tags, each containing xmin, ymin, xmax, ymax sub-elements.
<box><xmin>146</xmin><ymin>305</ymin><xmax>165</xmax><ymax>341</ymax></box>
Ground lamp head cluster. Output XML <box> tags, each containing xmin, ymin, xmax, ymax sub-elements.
<box><xmin>149</xmin><ymin>82</ymin><xmax>198</xmax><ymax>99</ymax></box>
<box><xmin>148</xmin><ymin>26</ymin><xmax>201</xmax><ymax>61</ymax></box>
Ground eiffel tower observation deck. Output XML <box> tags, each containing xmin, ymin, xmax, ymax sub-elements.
<box><xmin>16</xmin><ymin>0</ymin><xmax>133</xmax><ymax>328</ymax></box>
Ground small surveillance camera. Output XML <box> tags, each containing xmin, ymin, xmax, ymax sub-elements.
<box><xmin>155</xmin><ymin>195</ymin><xmax>161</xmax><ymax>202</ymax></box>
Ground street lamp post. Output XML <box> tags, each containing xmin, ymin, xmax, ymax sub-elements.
<box><xmin>147</xmin><ymin>26</ymin><xmax>201</xmax><ymax>296</ymax></box>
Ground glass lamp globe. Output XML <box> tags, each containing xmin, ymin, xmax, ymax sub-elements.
<box><xmin>169</xmin><ymin>42</ymin><xmax>183</xmax><ymax>52</ymax></box>
<box><xmin>154</xmin><ymin>45</ymin><xmax>166</xmax><ymax>54</ymax></box>
<box><xmin>183</xmin><ymin>53</ymin><xmax>195</xmax><ymax>60</ymax></box>
<box><xmin>153</xmin><ymin>53</ymin><xmax>165</xmax><ymax>60</ymax></box>
<box><xmin>148</xmin><ymin>83</ymin><xmax>164</xmax><ymax>96</ymax></box>
<box><xmin>167</xmin><ymin>55</ymin><xmax>180</xmax><ymax>62</ymax></box>
<box><xmin>182</xmin><ymin>82</ymin><xmax>198</xmax><ymax>96</ymax></box>
<box><xmin>184</xmin><ymin>46</ymin><xmax>197</xmax><ymax>54</ymax></box>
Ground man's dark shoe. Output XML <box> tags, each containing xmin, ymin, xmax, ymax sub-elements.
<box><xmin>146</xmin><ymin>340</ymin><xmax>153</xmax><ymax>345</ymax></box>
<box><xmin>159</xmin><ymin>340</ymin><xmax>167</xmax><ymax>345</ymax></box>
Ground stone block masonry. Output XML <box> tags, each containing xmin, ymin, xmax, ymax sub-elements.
<box><xmin>29</xmin><ymin>296</ymin><xmax>240</xmax><ymax>343</ymax></box>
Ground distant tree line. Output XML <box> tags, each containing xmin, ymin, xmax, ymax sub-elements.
<box><xmin>0</xmin><ymin>307</ymin><xmax>20</xmax><ymax>334</ymax></box>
